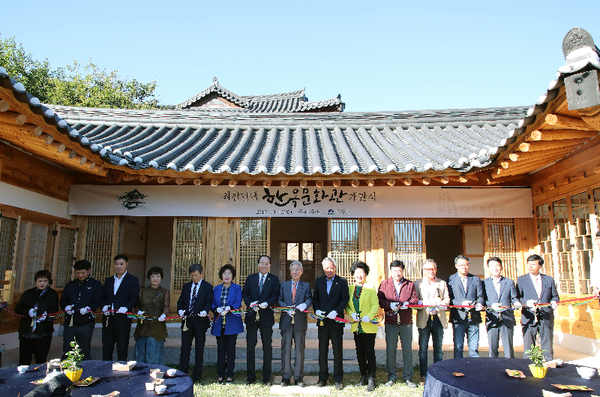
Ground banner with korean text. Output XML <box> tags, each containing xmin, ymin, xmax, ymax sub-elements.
<box><xmin>68</xmin><ymin>185</ymin><xmax>532</xmax><ymax>218</ymax></box>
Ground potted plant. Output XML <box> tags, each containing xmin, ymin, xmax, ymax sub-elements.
<box><xmin>62</xmin><ymin>338</ymin><xmax>84</xmax><ymax>382</ymax></box>
<box><xmin>526</xmin><ymin>344</ymin><xmax>548</xmax><ymax>378</ymax></box>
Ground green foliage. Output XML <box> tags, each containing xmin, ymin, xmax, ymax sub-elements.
<box><xmin>0</xmin><ymin>36</ymin><xmax>54</xmax><ymax>103</ymax></box>
<box><xmin>62</xmin><ymin>339</ymin><xmax>84</xmax><ymax>371</ymax></box>
<box><xmin>0</xmin><ymin>35</ymin><xmax>159</xmax><ymax>109</ymax></box>
<box><xmin>525</xmin><ymin>344</ymin><xmax>546</xmax><ymax>368</ymax></box>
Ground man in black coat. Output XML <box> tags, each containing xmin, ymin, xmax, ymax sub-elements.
<box><xmin>517</xmin><ymin>254</ymin><xmax>559</xmax><ymax>361</ymax></box>
<box><xmin>242</xmin><ymin>255</ymin><xmax>280</xmax><ymax>385</ymax></box>
<box><xmin>60</xmin><ymin>259</ymin><xmax>102</xmax><ymax>360</ymax></box>
<box><xmin>313</xmin><ymin>257</ymin><xmax>349</xmax><ymax>390</ymax></box>
<box><xmin>177</xmin><ymin>263</ymin><xmax>213</xmax><ymax>382</ymax></box>
<box><xmin>101</xmin><ymin>254</ymin><xmax>139</xmax><ymax>361</ymax></box>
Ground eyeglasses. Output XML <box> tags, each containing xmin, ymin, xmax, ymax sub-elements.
<box><xmin>423</xmin><ymin>268</ymin><xmax>436</xmax><ymax>271</ymax></box>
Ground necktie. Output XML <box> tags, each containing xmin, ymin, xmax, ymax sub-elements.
<box><xmin>292</xmin><ymin>282</ymin><xmax>297</xmax><ymax>302</ymax></box>
<box><xmin>190</xmin><ymin>283</ymin><xmax>198</xmax><ymax>311</ymax></box>
<box><xmin>259</xmin><ymin>274</ymin><xmax>265</xmax><ymax>294</ymax></box>
<box><xmin>461</xmin><ymin>277</ymin><xmax>468</xmax><ymax>293</ymax></box>
<box><xmin>536</xmin><ymin>277</ymin><xmax>542</xmax><ymax>299</ymax></box>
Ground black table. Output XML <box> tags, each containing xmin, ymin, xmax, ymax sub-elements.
<box><xmin>0</xmin><ymin>361</ymin><xmax>193</xmax><ymax>397</ymax></box>
<box><xmin>424</xmin><ymin>357</ymin><xmax>599</xmax><ymax>397</ymax></box>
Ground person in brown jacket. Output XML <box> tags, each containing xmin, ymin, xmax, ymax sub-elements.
<box><xmin>377</xmin><ymin>260</ymin><xmax>419</xmax><ymax>388</ymax></box>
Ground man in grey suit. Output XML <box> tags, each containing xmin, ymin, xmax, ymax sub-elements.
<box><xmin>482</xmin><ymin>257</ymin><xmax>522</xmax><ymax>358</ymax></box>
<box><xmin>517</xmin><ymin>254</ymin><xmax>559</xmax><ymax>361</ymax></box>
<box><xmin>278</xmin><ymin>260</ymin><xmax>313</xmax><ymax>387</ymax></box>
<box><xmin>447</xmin><ymin>255</ymin><xmax>484</xmax><ymax>358</ymax></box>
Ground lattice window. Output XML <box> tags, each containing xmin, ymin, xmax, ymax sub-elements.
<box><xmin>172</xmin><ymin>217</ymin><xmax>204</xmax><ymax>291</ymax></box>
<box><xmin>486</xmin><ymin>219</ymin><xmax>518</xmax><ymax>281</ymax></box>
<box><xmin>329</xmin><ymin>218</ymin><xmax>359</xmax><ymax>282</ymax></box>
<box><xmin>553</xmin><ymin>198</ymin><xmax>575</xmax><ymax>293</ymax></box>
<box><xmin>239</xmin><ymin>218</ymin><xmax>268</xmax><ymax>287</ymax></box>
<box><xmin>0</xmin><ymin>215</ymin><xmax>19</xmax><ymax>282</ymax></box>
<box><xmin>536</xmin><ymin>204</ymin><xmax>554</xmax><ymax>279</ymax></box>
<box><xmin>393</xmin><ymin>218</ymin><xmax>424</xmax><ymax>281</ymax></box>
<box><xmin>53</xmin><ymin>225</ymin><xmax>77</xmax><ymax>288</ymax></box>
<box><xmin>572</xmin><ymin>191</ymin><xmax>593</xmax><ymax>294</ymax></box>
<box><xmin>85</xmin><ymin>216</ymin><xmax>116</xmax><ymax>282</ymax></box>
<box><xmin>15</xmin><ymin>223</ymin><xmax>48</xmax><ymax>290</ymax></box>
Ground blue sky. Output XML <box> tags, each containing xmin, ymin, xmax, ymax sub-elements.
<box><xmin>2</xmin><ymin>0</ymin><xmax>599</xmax><ymax>111</ymax></box>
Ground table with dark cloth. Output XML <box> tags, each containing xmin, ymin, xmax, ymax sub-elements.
<box><xmin>0</xmin><ymin>360</ymin><xmax>193</xmax><ymax>397</ymax></box>
<box><xmin>424</xmin><ymin>357</ymin><xmax>600</xmax><ymax>397</ymax></box>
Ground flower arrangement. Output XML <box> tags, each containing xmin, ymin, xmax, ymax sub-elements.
<box><xmin>62</xmin><ymin>339</ymin><xmax>84</xmax><ymax>382</ymax></box>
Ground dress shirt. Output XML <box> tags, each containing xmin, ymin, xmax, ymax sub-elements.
<box><xmin>529</xmin><ymin>273</ymin><xmax>542</xmax><ymax>298</ymax></box>
<box><xmin>326</xmin><ymin>277</ymin><xmax>334</xmax><ymax>294</ymax></box>
<box><xmin>113</xmin><ymin>271</ymin><xmax>128</xmax><ymax>296</ymax></box>
<box><xmin>421</xmin><ymin>278</ymin><xmax>443</xmax><ymax>304</ymax></box>
<box><xmin>460</xmin><ymin>276</ymin><xmax>468</xmax><ymax>292</ymax></box>
<box><xmin>189</xmin><ymin>280</ymin><xmax>202</xmax><ymax>308</ymax></box>
<box><xmin>492</xmin><ymin>276</ymin><xmax>502</xmax><ymax>296</ymax></box>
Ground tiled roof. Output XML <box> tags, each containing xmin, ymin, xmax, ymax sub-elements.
<box><xmin>49</xmin><ymin>104</ymin><xmax>527</xmax><ymax>175</ymax></box>
<box><xmin>175</xmin><ymin>79</ymin><xmax>344</xmax><ymax>113</ymax></box>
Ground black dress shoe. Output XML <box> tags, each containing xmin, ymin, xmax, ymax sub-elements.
<box><xmin>356</xmin><ymin>376</ymin><xmax>367</xmax><ymax>386</ymax></box>
<box><xmin>295</xmin><ymin>380</ymin><xmax>305</xmax><ymax>387</ymax></box>
<box><xmin>217</xmin><ymin>378</ymin><xmax>224</xmax><ymax>384</ymax></box>
<box><xmin>335</xmin><ymin>382</ymin><xmax>344</xmax><ymax>390</ymax></box>
<box><xmin>317</xmin><ymin>380</ymin><xmax>327</xmax><ymax>387</ymax></box>
<box><xmin>193</xmin><ymin>377</ymin><xmax>201</xmax><ymax>384</ymax></box>
<box><xmin>246</xmin><ymin>378</ymin><xmax>256</xmax><ymax>385</ymax></box>
<box><xmin>280</xmin><ymin>379</ymin><xmax>290</xmax><ymax>387</ymax></box>
<box><xmin>226</xmin><ymin>378</ymin><xmax>234</xmax><ymax>384</ymax></box>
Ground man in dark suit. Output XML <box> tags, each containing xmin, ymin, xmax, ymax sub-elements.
<box><xmin>482</xmin><ymin>257</ymin><xmax>521</xmax><ymax>358</ymax></box>
<box><xmin>278</xmin><ymin>260</ymin><xmax>312</xmax><ymax>387</ymax></box>
<box><xmin>313</xmin><ymin>257</ymin><xmax>349</xmax><ymax>390</ymax></box>
<box><xmin>242</xmin><ymin>255</ymin><xmax>280</xmax><ymax>386</ymax></box>
<box><xmin>177</xmin><ymin>263</ymin><xmax>213</xmax><ymax>382</ymax></box>
<box><xmin>447</xmin><ymin>254</ymin><xmax>484</xmax><ymax>358</ymax></box>
<box><xmin>517</xmin><ymin>254</ymin><xmax>559</xmax><ymax>361</ymax></box>
<box><xmin>60</xmin><ymin>259</ymin><xmax>103</xmax><ymax>360</ymax></box>
<box><xmin>101</xmin><ymin>254</ymin><xmax>140</xmax><ymax>361</ymax></box>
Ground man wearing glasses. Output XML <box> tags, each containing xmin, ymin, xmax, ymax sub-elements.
<box><xmin>447</xmin><ymin>255</ymin><xmax>484</xmax><ymax>358</ymax></box>
<box><xmin>415</xmin><ymin>259</ymin><xmax>450</xmax><ymax>386</ymax></box>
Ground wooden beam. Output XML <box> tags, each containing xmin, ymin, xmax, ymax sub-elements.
<box><xmin>0</xmin><ymin>111</ymin><xmax>26</xmax><ymax>125</ymax></box>
<box><xmin>519</xmin><ymin>139</ymin><xmax>589</xmax><ymax>152</ymax></box>
<box><xmin>545</xmin><ymin>114</ymin><xmax>595</xmax><ymax>131</ymax></box>
<box><xmin>508</xmin><ymin>148</ymin><xmax>575</xmax><ymax>163</ymax></box>
<box><xmin>529</xmin><ymin>129</ymin><xmax>599</xmax><ymax>141</ymax></box>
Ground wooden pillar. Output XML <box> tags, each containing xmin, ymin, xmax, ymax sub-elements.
<box><xmin>204</xmin><ymin>217</ymin><xmax>240</xmax><ymax>286</ymax></box>
<box><xmin>363</xmin><ymin>218</ymin><xmax>394</xmax><ymax>287</ymax></box>
<box><xmin>515</xmin><ymin>218</ymin><xmax>536</xmax><ymax>276</ymax></box>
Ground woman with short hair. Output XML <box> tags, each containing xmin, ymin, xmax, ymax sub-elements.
<box><xmin>211</xmin><ymin>264</ymin><xmax>243</xmax><ymax>384</ymax></box>
<box><xmin>345</xmin><ymin>261</ymin><xmax>379</xmax><ymax>392</ymax></box>
<box><xmin>134</xmin><ymin>266</ymin><xmax>170</xmax><ymax>365</ymax></box>
<box><xmin>16</xmin><ymin>269</ymin><xmax>59</xmax><ymax>364</ymax></box>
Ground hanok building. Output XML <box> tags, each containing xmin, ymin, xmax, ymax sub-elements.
<box><xmin>1</xmin><ymin>28</ymin><xmax>600</xmax><ymax>354</ymax></box>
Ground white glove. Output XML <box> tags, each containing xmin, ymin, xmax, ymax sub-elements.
<box><xmin>137</xmin><ymin>310</ymin><xmax>145</xmax><ymax>316</ymax></box>
<box><xmin>526</xmin><ymin>299</ymin><xmax>537</xmax><ymax>309</ymax></box>
<box><xmin>491</xmin><ymin>303</ymin><xmax>502</xmax><ymax>312</ymax></box>
<box><xmin>37</xmin><ymin>311</ymin><xmax>47</xmax><ymax>322</ymax></box>
<box><xmin>436</xmin><ymin>305</ymin><xmax>447</xmax><ymax>311</ymax></box>
<box><xmin>417</xmin><ymin>300</ymin><xmax>423</xmax><ymax>306</ymax></box>
<box><xmin>350</xmin><ymin>312</ymin><xmax>359</xmax><ymax>321</ymax></box>
<box><xmin>65</xmin><ymin>305</ymin><xmax>74</xmax><ymax>315</ymax></box>
<box><xmin>399</xmin><ymin>302</ymin><xmax>409</xmax><ymax>310</ymax></box>
<box><xmin>80</xmin><ymin>306</ymin><xmax>90</xmax><ymax>315</ymax></box>
<box><xmin>199</xmin><ymin>311</ymin><xmax>207</xmax><ymax>317</ymax></box>
<box><xmin>296</xmin><ymin>303</ymin><xmax>307</xmax><ymax>312</ymax></box>
<box><xmin>315</xmin><ymin>310</ymin><xmax>325</xmax><ymax>316</ymax></box>
<box><xmin>287</xmin><ymin>310</ymin><xmax>294</xmax><ymax>317</ymax></box>
<box><xmin>102</xmin><ymin>305</ymin><xmax>111</xmax><ymax>315</ymax></box>
<box><xmin>462</xmin><ymin>300</ymin><xmax>473</xmax><ymax>307</ymax></box>
<box><xmin>475</xmin><ymin>303</ymin><xmax>484</xmax><ymax>311</ymax></box>
<box><xmin>390</xmin><ymin>302</ymin><xmax>400</xmax><ymax>310</ymax></box>
<box><xmin>551</xmin><ymin>301</ymin><xmax>558</xmax><ymax>310</ymax></box>
<box><xmin>327</xmin><ymin>310</ymin><xmax>337</xmax><ymax>319</ymax></box>
<box><xmin>361</xmin><ymin>316</ymin><xmax>371</xmax><ymax>323</ymax></box>
<box><xmin>117</xmin><ymin>307</ymin><xmax>127</xmax><ymax>314</ymax></box>
<box><xmin>158</xmin><ymin>314</ymin><xmax>166</xmax><ymax>322</ymax></box>
<box><xmin>427</xmin><ymin>307</ymin><xmax>438</xmax><ymax>315</ymax></box>
<box><xmin>259</xmin><ymin>302</ymin><xmax>268</xmax><ymax>309</ymax></box>
<box><xmin>250</xmin><ymin>301</ymin><xmax>259</xmax><ymax>310</ymax></box>
<box><xmin>29</xmin><ymin>308</ymin><xmax>36</xmax><ymax>318</ymax></box>
<box><xmin>225</xmin><ymin>306</ymin><xmax>231</xmax><ymax>312</ymax></box>
<box><xmin>178</xmin><ymin>309</ymin><xmax>185</xmax><ymax>317</ymax></box>
<box><xmin>216</xmin><ymin>307</ymin><xmax>224</xmax><ymax>314</ymax></box>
